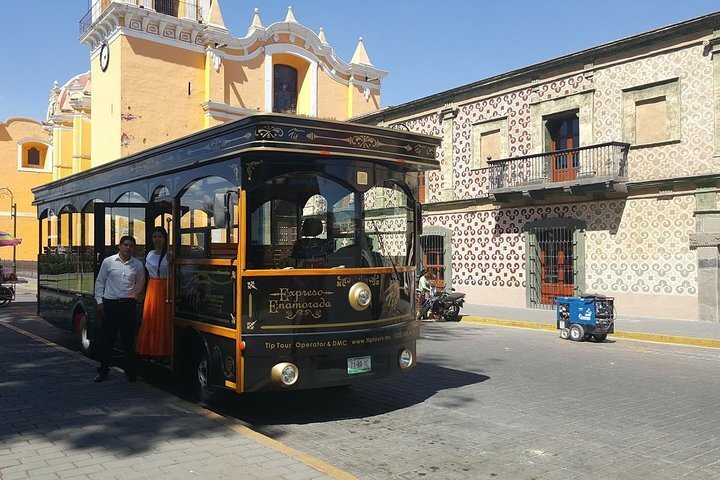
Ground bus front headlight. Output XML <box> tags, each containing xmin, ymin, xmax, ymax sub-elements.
<box><xmin>271</xmin><ymin>362</ymin><xmax>299</xmax><ymax>387</ymax></box>
<box><xmin>349</xmin><ymin>282</ymin><xmax>371</xmax><ymax>311</ymax></box>
<box><xmin>398</xmin><ymin>348</ymin><xmax>413</xmax><ymax>369</ymax></box>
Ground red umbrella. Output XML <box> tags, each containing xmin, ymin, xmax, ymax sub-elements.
<box><xmin>0</xmin><ymin>231</ymin><xmax>21</xmax><ymax>247</ymax></box>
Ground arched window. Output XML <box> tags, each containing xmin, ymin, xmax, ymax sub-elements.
<box><xmin>273</xmin><ymin>64</ymin><xmax>297</xmax><ymax>114</ymax></box>
<box><xmin>18</xmin><ymin>141</ymin><xmax>49</xmax><ymax>171</ymax></box>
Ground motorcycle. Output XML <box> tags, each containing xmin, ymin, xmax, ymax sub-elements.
<box><xmin>418</xmin><ymin>286</ymin><xmax>465</xmax><ymax>322</ymax></box>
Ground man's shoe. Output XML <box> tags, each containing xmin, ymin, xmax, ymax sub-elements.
<box><xmin>94</xmin><ymin>373</ymin><xmax>108</xmax><ymax>383</ymax></box>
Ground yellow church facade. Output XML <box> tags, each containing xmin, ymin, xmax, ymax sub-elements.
<box><xmin>1</xmin><ymin>0</ymin><xmax>385</xmax><ymax>268</ymax></box>
<box><xmin>80</xmin><ymin>0</ymin><xmax>384</xmax><ymax>165</ymax></box>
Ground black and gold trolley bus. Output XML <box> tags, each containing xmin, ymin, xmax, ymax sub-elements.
<box><xmin>33</xmin><ymin>114</ymin><xmax>440</xmax><ymax>401</ymax></box>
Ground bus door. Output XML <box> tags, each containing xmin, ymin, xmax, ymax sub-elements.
<box><xmin>93</xmin><ymin>203</ymin><xmax>150</xmax><ymax>275</ymax></box>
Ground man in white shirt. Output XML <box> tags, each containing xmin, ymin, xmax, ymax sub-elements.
<box><xmin>417</xmin><ymin>270</ymin><xmax>433</xmax><ymax>294</ymax></box>
<box><xmin>94</xmin><ymin>235</ymin><xmax>146</xmax><ymax>383</ymax></box>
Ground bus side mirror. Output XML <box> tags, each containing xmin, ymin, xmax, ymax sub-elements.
<box><xmin>213</xmin><ymin>191</ymin><xmax>238</xmax><ymax>229</ymax></box>
<box><xmin>416</xmin><ymin>203</ymin><xmax>423</xmax><ymax>236</ymax></box>
<box><xmin>213</xmin><ymin>193</ymin><xmax>228</xmax><ymax>228</ymax></box>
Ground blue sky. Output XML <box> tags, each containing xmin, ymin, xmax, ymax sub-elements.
<box><xmin>1</xmin><ymin>1</ymin><xmax>718</xmax><ymax>121</ymax></box>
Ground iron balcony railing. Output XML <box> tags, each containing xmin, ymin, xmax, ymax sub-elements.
<box><xmin>487</xmin><ymin>142</ymin><xmax>630</xmax><ymax>192</ymax></box>
<box><xmin>80</xmin><ymin>0</ymin><xmax>202</xmax><ymax>37</ymax></box>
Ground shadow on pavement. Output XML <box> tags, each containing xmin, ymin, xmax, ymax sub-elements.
<box><xmin>216</xmin><ymin>361</ymin><xmax>489</xmax><ymax>429</ymax></box>
<box><xmin>0</xmin><ymin>325</ymin><xmax>229</xmax><ymax>457</ymax></box>
<box><xmin>1</xmin><ymin>302</ymin><xmax>488</xmax><ymax>453</ymax></box>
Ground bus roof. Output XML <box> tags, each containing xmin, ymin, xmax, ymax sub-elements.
<box><xmin>33</xmin><ymin>113</ymin><xmax>440</xmax><ymax>209</ymax></box>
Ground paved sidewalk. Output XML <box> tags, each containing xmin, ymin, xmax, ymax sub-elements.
<box><xmin>0</xmin><ymin>315</ymin><xmax>351</xmax><ymax>479</ymax></box>
<box><xmin>463</xmin><ymin>302</ymin><xmax>720</xmax><ymax>348</ymax></box>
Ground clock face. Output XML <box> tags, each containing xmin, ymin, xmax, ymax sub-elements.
<box><xmin>100</xmin><ymin>43</ymin><xmax>109</xmax><ymax>72</ymax></box>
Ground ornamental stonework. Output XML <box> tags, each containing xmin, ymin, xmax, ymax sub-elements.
<box><xmin>592</xmin><ymin>45</ymin><xmax>716</xmax><ymax>181</ymax></box>
<box><xmin>424</xmin><ymin>195</ymin><xmax>697</xmax><ymax>297</ymax></box>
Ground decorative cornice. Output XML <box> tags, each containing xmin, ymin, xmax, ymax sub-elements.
<box><xmin>0</xmin><ymin>117</ymin><xmax>43</xmax><ymax>128</ymax></box>
<box><xmin>440</xmin><ymin>103</ymin><xmax>459</xmax><ymax>120</ymax></box>
<box><xmin>81</xmin><ymin>2</ymin><xmax>206</xmax><ymax>52</ymax></box>
<box><xmin>80</xmin><ymin>2</ymin><xmax>387</xmax><ymax>87</ymax></box>
<box><xmin>201</xmin><ymin>20</ymin><xmax>387</xmax><ymax>82</ymax></box>
<box><xmin>45</xmin><ymin>115</ymin><xmax>74</xmax><ymax>128</ymax></box>
<box><xmin>201</xmin><ymin>101</ymin><xmax>258</xmax><ymax>120</ymax></box>
<box><xmin>689</xmin><ymin>233</ymin><xmax>720</xmax><ymax>249</ymax></box>
<box><xmin>703</xmin><ymin>29</ymin><xmax>720</xmax><ymax>56</ymax></box>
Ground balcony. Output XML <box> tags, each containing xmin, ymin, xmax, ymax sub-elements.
<box><xmin>80</xmin><ymin>0</ymin><xmax>202</xmax><ymax>37</ymax></box>
<box><xmin>487</xmin><ymin>142</ymin><xmax>629</xmax><ymax>203</ymax></box>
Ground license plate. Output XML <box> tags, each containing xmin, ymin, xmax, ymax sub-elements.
<box><xmin>347</xmin><ymin>356</ymin><xmax>371</xmax><ymax>374</ymax></box>
<box><xmin>559</xmin><ymin>320</ymin><xmax>566</xmax><ymax>329</ymax></box>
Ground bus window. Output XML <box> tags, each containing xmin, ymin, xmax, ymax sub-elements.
<box><xmin>363</xmin><ymin>182</ymin><xmax>415</xmax><ymax>268</ymax></box>
<box><xmin>179</xmin><ymin>176</ymin><xmax>238</xmax><ymax>259</ymax></box>
<box><xmin>246</xmin><ymin>174</ymin><xmax>357</xmax><ymax>269</ymax></box>
<box><xmin>100</xmin><ymin>206</ymin><xmax>147</xmax><ymax>260</ymax></box>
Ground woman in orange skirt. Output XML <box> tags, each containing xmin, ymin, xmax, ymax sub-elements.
<box><xmin>136</xmin><ymin>226</ymin><xmax>172</xmax><ymax>358</ymax></box>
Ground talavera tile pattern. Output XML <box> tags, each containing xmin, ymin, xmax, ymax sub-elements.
<box><xmin>384</xmin><ymin>38</ymin><xmax>715</xmax><ymax>317</ymax></box>
<box><xmin>592</xmin><ymin>45</ymin><xmax>717</xmax><ymax>181</ymax></box>
<box><xmin>582</xmin><ymin>196</ymin><xmax>696</xmax><ymax>296</ymax></box>
<box><xmin>422</xmin><ymin>195</ymin><xmax>696</xmax><ymax>298</ymax></box>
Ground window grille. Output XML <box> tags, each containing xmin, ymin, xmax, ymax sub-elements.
<box><xmin>420</xmin><ymin>234</ymin><xmax>445</xmax><ymax>289</ymax></box>
<box><xmin>528</xmin><ymin>226</ymin><xmax>575</xmax><ymax>309</ymax></box>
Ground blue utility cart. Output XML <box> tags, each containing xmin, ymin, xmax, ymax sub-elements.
<box><xmin>556</xmin><ymin>294</ymin><xmax>615</xmax><ymax>342</ymax></box>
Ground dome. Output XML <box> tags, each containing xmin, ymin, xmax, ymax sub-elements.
<box><xmin>46</xmin><ymin>72</ymin><xmax>91</xmax><ymax>121</ymax></box>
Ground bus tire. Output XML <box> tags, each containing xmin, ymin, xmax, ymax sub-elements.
<box><xmin>196</xmin><ymin>346</ymin><xmax>222</xmax><ymax>406</ymax></box>
<box><xmin>75</xmin><ymin>310</ymin><xmax>97</xmax><ymax>358</ymax></box>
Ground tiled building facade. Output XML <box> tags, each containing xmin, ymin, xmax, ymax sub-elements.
<box><xmin>357</xmin><ymin>13</ymin><xmax>720</xmax><ymax>321</ymax></box>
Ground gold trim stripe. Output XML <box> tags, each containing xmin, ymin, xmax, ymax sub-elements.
<box><xmin>242</xmin><ymin>266</ymin><xmax>414</xmax><ymax>277</ymax></box>
<box><xmin>259</xmin><ymin>314</ymin><xmax>412</xmax><ymax>330</ymax></box>
<box><xmin>238</xmin><ymin>189</ymin><xmax>247</xmax><ymax>393</ymax></box>
<box><xmin>175</xmin><ymin>258</ymin><xmax>236</xmax><ymax>266</ymax></box>
<box><xmin>174</xmin><ymin>318</ymin><xmax>237</xmax><ymax>338</ymax></box>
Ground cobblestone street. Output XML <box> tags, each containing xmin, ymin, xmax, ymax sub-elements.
<box><xmin>4</xmin><ymin>296</ymin><xmax>720</xmax><ymax>479</ymax></box>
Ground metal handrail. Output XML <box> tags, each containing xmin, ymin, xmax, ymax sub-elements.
<box><xmin>488</xmin><ymin>142</ymin><xmax>630</xmax><ymax>191</ymax></box>
<box><xmin>80</xmin><ymin>0</ymin><xmax>203</xmax><ymax>37</ymax></box>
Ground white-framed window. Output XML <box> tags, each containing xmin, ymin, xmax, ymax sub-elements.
<box><xmin>471</xmin><ymin>117</ymin><xmax>508</xmax><ymax>169</ymax></box>
<box><xmin>17</xmin><ymin>138</ymin><xmax>52</xmax><ymax>173</ymax></box>
<box><xmin>622</xmin><ymin>78</ymin><xmax>680</xmax><ymax>147</ymax></box>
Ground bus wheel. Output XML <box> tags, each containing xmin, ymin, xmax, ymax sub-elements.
<box><xmin>75</xmin><ymin>311</ymin><xmax>97</xmax><ymax>358</ymax></box>
<box><xmin>196</xmin><ymin>348</ymin><xmax>222</xmax><ymax>406</ymax></box>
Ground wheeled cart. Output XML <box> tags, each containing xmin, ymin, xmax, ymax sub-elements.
<box><xmin>556</xmin><ymin>295</ymin><xmax>615</xmax><ymax>342</ymax></box>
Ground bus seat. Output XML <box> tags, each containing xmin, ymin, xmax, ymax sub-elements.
<box><xmin>291</xmin><ymin>218</ymin><xmax>331</xmax><ymax>264</ymax></box>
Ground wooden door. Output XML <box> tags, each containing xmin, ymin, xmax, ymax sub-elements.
<box><xmin>547</xmin><ymin>116</ymin><xmax>579</xmax><ymax>182</ymax></box>
<box><xmin>538</xmin><ymin>228</ymin><xmax>574</xmax><ymax>305</ymax></box>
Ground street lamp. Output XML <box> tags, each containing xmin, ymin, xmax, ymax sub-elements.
<box><xmin>0</xmin><ymin>188</ymin><xmax>17</xmax><ymax>277</ymax></box>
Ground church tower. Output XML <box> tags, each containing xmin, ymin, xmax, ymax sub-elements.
<box><xmin>78</xmin><ymin>0</ymin><xmax>386</xmax><ymax>166</ymax></box>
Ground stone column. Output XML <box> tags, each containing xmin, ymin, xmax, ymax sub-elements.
<box><xmin>439</xmin><ymin>104</ymin><xmax>458</xmax><ymax>202</ymax></box>
<box><xmin>691</xmin><ymin>186</ymin><xmax>720</xmax><ymax>322</ymax></box>
<box><xmin>710</xmin><ymin>30</ymin><xmax>720</xmax><ymax>156</ymax></box>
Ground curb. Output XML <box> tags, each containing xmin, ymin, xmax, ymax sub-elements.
<box><xmin>0</xmin><ymin>320</ymin><xmax>357</xmax><ymax>480</ymax></box>
<box><xmin>460</xmin><ymin>316</ymin><xmax>720</xmax><ymax>349</ymax></box>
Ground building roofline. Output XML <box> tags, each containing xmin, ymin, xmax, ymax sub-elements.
<box><xmin>355</xmin><ymin>11</ymin><xmax>720</xmax><ymax>124</ymax></box>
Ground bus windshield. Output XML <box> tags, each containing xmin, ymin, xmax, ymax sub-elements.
<box><xmin>247</xmin><ymin>174</ymin><xmax>414</xmax><ymax>270</ymax></box>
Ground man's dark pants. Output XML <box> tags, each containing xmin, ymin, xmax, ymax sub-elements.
<box><xmin>98</xmin><ymin>298</ymin><xmax>137</xmax><ymax>377</ymax></box>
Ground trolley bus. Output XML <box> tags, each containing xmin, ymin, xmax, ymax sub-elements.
<box><xmin>33</xmin><ymin>113</ymin><xmax>440</xmax><ymax>401</ymax></box>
